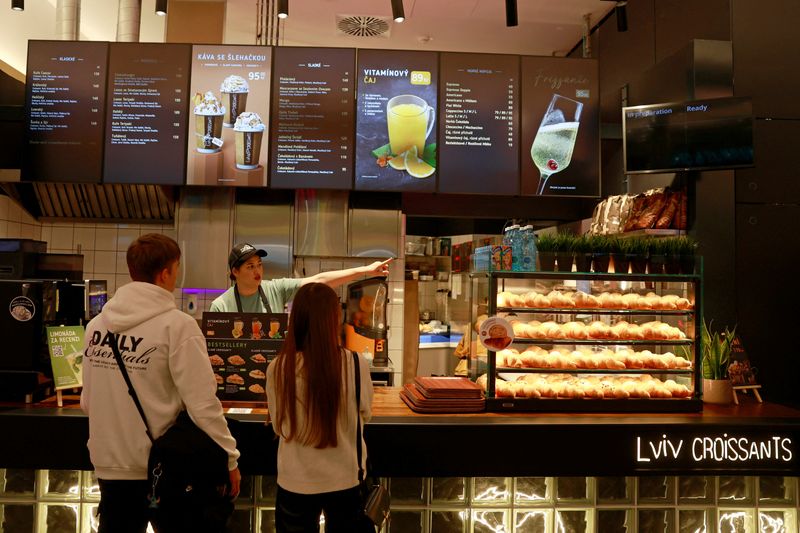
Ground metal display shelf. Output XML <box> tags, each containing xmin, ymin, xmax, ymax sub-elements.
<box><xmin>510</xmin><ymin>338</ymin><xmax>693</xmax><ymax>346</ymax></box>
<box><xmin>495</xmin><ymin>367</ymin><xmax>694</xmax><ymax>375</ymax></box>
<box><xmin>497</xmin><ymin>306</ymin><xmax>694</xmax><ymax>316</ymax></box>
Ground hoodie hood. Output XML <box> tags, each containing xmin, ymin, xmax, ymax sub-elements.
<box><xmin>102</xmin><ymin>282</ymin><xmax>177</xmax><ymax>332</ymax></box>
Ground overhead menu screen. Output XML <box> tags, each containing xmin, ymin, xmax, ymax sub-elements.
<box><xmin>520</xmin><ymin>57</ymin><xmax>599</xmax><ymax>197</ymax></box>
<box><xmin>103</xmin><ymin>43</ymin><xmax>191</xmax><ymax>185</ymax></box>
<box><xmin>187</xmin><ymin>45</ymin><xmax>271</xmax><ymax>187</ymax></box>
<box><xmin>438</xmin><ymin>53</ymin><xmax>519</xmax><ymax>195</ymax></box>
<box><xmin>355</xmin><ymin>49</ymin><xmax>438</xmax><ymax>192</ymax></box>
<box><xmin>24</xmin><ymin>40</ymin><xmax>108</xmax><ymax>183</ymax></box>
<box><xmin>270</xmin><ymin>47</ymin><xmax>355</xmax><ymax>190</ymax></box>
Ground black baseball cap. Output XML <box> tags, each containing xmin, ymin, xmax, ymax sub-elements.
<box><xmin>228</xmin><ymin>243</ymin><xmax>267</xmax><ymax>271</ymax></box>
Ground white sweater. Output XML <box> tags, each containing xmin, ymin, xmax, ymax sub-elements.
<box><xmin>80</xmin><ymin>282</ymin><xmax>240</xmax><ymax>480</ymax></box>
<box><xmin>266</xmin><ymin>350</ymin><xmax>374</xmax><ymax>494</ymax></box>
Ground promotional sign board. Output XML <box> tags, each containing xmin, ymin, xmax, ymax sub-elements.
<box><xmin>438</xmin><ymin>53</ymin><xmax>520</xmax><ymax>195</ymax></box>
<box><xmin>270</xmin><ymin>47</ymin><xmax>355</xmax><ymax>190</ymax></box>
<box><xmin>103</xmin><ymin>43</ymin><xmax>192</xmax><ymax>185</ymax></box>
<box><xmin>355</xmin><ymin>49</ymin><xmax>438</xmax><ymax>192</ymax></box>
<box><xmin>520</xmin><ymin>57</ymin><xmax>599</xmax><ymax>197</ymax></box>
<box><xmin>202</xmin><ymin>311</ymin><xmax>286</xmax><ymax>402</ymax></box>
<box><xmin>46</xmin><ymin>325</ymin><xmax>84</xmax><ymax>390</ymax></box>
<box><xmin>186</xmin><ymin>45</ymin><xmax>272</xmax><ymax>187</ymax></box>
<box><xmin>24</xmin><ymin>40</ymin><xmax>108</xmax><ymax>183</ymax></box>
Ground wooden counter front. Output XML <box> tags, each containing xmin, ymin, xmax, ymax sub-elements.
<box><xmin>1</xmin><ymin>388</ymin><xmax>798</xmax><ymax>477</ymax></box>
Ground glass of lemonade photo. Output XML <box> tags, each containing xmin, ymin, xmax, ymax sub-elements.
<box><xmin>530</xmin><ymin>94</ymin><xmax>583</xmax><ymax>195</ymax></box>
<box><xmin>386</xmin><ymin>94</ymin><xmax>435</xmax><ymax>156</ymax></box>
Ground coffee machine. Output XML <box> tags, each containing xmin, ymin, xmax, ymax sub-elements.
<box><xmin>344</xmin><ymin>278</ymin><xmax>389</xmax><ymax>367</ymax></box>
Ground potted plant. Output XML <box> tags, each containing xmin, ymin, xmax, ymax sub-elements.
<box><xmin>646</xmin><ymin>237</ymin><xmax>667</xmax><ymax>274</ymax></box>
<box><xmin>608</xmin><ymin>236</ymin><xmax>628</xmax><ymax>274</ymax></box>
<box><xmin>624</xmin><ymin>237</ymin><xmax>649</xmax><ymax>274</ymax></box>
<box><xmin>554</xmin><ymin>233</ymin><xmax>575</xmax><ymax>272</ymax></box>
<box><xmin>536</xmin><ymin>233</ymin><xmax>557</xmax><ymax>271</ymax></box>
<box><xmin>663</xmin><ymin>237</ymin><xmax>682</xmax><ymax>274</ymax></box>
<box><xmin>590</xmin><ymin>235</ymin><xmax>613</xmax><ymax>273</ymax></box>
<box><xmin>675</xmin><ymin>235</ymin><xmax>698</xmax><ymax>274</ymax></box>
<box><xmin>571</xmin><ymin>234</ymin><xmax>593</xmax><ymax>273</ymax></box>
<box><xmin>701</xmin><ymin>320</ymin><xmax>737</xmax><ymax>405</ymax></box>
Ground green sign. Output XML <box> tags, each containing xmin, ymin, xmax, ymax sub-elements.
<box><xmin>46</xmin><ymin>326</ymin><xmax>85</xmax><ymax>390</ymax></box>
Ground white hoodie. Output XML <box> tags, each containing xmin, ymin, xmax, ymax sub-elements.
<box><xmin>80</xmin><ymin>281</ymin><xmax>239</xmax><ymax>480</ymax></box>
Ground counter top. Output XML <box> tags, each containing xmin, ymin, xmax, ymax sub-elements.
<box><xmin>2</xmin><ymin>389</ymin><xmax>798</xmax><ymax>477</ymax></box>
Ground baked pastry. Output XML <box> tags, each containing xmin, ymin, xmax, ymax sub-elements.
<box><xmin>214</xmin><ymin>374</ymin><xmax>223</xmax><ymax>385</ymax></box>
<box><xmin>226</xmin><ymin>374</ymin><xmax>245</xmax><ymax>385</ymax></box>
<box><xmin>248</xmin><ymin>383</ymin><xmax>265</xmax><ymax>394</ymax></box>
<box><xmin>227</xmin><ymin>355</ymin><xmax>246</xmax><ymax>366</ymax></box>
<box><xmin>209</xmin><ymin>355</ymin><xmax>224</xmax><ymax>366</ymax></box>
<box><xmin>250</xmin><ymin>354</ymin><xmax>267</xmax><ymax>363</ymax></box>
<box><xmin>249</xmin><ymin>369</ymin><xmax>266</xmax><ymax>379</ymax></box>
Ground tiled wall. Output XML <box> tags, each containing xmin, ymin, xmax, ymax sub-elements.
<box><xmin>2</xmin><ymin>470</ymin><xmax>797</xmax><ymax>532</ymax></box>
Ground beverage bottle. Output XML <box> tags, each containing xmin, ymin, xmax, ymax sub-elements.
<box><xmin>509</xmin><ymin>224</ymin><xmax>523</xmax><ymax>272</ymax></box>
<box><xmin>519</xmin><ymin>225</ymin><xmax>534</xmax><ymax>271</ymax></box>
<box><xmin>525</xmin><ymin>225</ymin><xmax>538</xmax><ymax>271</ymax></box>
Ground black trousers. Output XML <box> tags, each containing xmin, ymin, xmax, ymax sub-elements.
<box><xmin>275</xmin><ymin>485</ymin><xmax>373</xmax><ymax>533</ymax></box>
<box><xmin>97</xmin><ymin>479</ymin><xmax>151</xmax><ymax>533</ymax></box>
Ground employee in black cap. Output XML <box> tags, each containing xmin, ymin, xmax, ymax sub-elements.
<box><xmin>209</xmin><ymin>242</ymin><xmax>391</xmax><ymax>313</ymax></box>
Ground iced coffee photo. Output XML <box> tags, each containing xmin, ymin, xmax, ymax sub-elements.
<box><xmin>221</xmin><ymin>75</ymin><xmax>249</xmax><ymax>128</ymax></box>
<box><xmin>233</xmin><ymin>112</ymin><xmax>265</xmax><ymax>170</ymax></box>
<box><xmin>193</xmin><ymin>91</ymin><xmax>225</xmax><ymax>153</ymax></box>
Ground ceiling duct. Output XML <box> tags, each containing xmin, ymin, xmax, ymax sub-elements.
<box><xmin>1</xmin><ymin>182</ymin><xmax>175</xmax><ymax>223</ymax></box>
<box><xmin>336</xmin><ymin>15</ymin><xmax>392</xmax><ymax>38</ymax></box>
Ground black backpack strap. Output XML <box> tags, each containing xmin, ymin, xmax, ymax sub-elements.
<box><xmin>353</xmin><ymin>350</ymin><xmax>365</xmax><ymax>484</ymax></box>
<box><xmin>108</xmin><ymin>331</ymin><xmax>154</xmax><ymax>443</ymax></box>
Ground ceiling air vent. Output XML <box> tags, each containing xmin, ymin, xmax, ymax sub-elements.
<box><xmin>336</xmin><ymin>15</ymin><xmax>391</xmax><ymax>38</ymax></box>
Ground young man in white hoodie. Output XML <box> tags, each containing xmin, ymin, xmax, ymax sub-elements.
<box><xmin>81</xmin><ymin>234</ymin><xmax>241</xmax><ymax>533</ymax></box>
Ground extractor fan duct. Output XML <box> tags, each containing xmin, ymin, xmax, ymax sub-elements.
<box><xmin>336</xmin><ymin>15</ymin><xmax>392</xmax><ymax>38</ymax></box>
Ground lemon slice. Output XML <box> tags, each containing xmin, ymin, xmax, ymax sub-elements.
<box><xmin>404</xmin><ymin>146</ymin><xmax>435</xmax><ymax>179</ymax></box>
<box><xmin>387</xmin><ymin>150</ymin><xmax>407</xmax><ymax>170</ymax></box>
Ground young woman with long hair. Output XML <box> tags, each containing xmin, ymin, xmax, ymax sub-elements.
<box><xmin>266</xmin><ymin>282</ymin><xmax>374</xmax><ymax>533</ymax></box>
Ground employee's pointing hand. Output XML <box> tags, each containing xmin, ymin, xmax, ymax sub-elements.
<box><xmin>365</xmin><ymin>258</ymin><xmax>392</xmax><ymax>277</ymax></box>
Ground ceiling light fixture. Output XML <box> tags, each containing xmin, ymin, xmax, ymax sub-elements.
<box><xmin>278</xmin><ymin>0</ymin><xmax>288</xmax><ymax>19</ymax></box>
<box><xmin>391</xmin><ymin>0</ymin><xmax>404</xmax><ymax>23</ymax></box>
<box><xmin>505</xmin><ymin>0</ymin><xmax>518</xmax><ymax>27</ymax></box>
<box><xmin>616</xmin><ymin>1</ymin><xmax>628</xmax><ymax>32</ymax></box>
<box><xmin>155</xmin><ymin>0</ymin><xmax>167</xmax><ymax>16</ymax></box>
<box><xmin>11</xmin><ymin>0</ymin><xmax>23</xmax><ymax>11</ymax></box>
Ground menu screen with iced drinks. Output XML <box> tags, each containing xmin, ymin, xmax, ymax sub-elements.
<box><xmin>270</xmin><ymin>47</ymin><xmax>355</xmax><ymax>190</ymax></box>
<box><xmin>103</xmin><ymin>43</ymin><xmax>191</xmax><ymax>184</ymax></box>
<box><xmin>355</xmin><ymin>49</ymin><xmax>438</xmax><ymax>192</ymax></box>
<box><xmin>438</xmin><ymin>53</ymin><xmax>520</xmax><ymax>195</ymax></box>
<box><xmin>24</xmin><ymin>41</ymin><xmax>108</xmax><ymax>183</ymax></box>
<box><xmin>520</xmin><ymin>57</ymin><xmax>599</xmax><ymax>197</ymax></box>
<box><xmin>187</xmin><ymin>45</ymin><xmax>271</xmax><ymax>187</ymax></box>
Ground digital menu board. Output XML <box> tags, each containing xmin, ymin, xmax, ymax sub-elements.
<box><xmin>24</xmin><ymin>40</ymin><xmax>108</xmax><ymax>183</ymax></box>
<box><xmin>270</xmin><ymin>47</ymin><xmax>355</xmax><ymax>190</ymax></box>
<box><xmin>103</xmin><ymin>43</ymin><xmax>191</xmax><ymax>185</ymax></box>
<box><xmin>438</xmin><ymin>53</ymin><xmax>519</xmax><ymax>195</ymax></box>
<box><xmin>186</xmin><ymin>45</ymin><xmax>271</xmax><ymax>187</ymax></box>
<box><xmin>355</xmin><ymin>49</ymin><xmax>438</xmax><ymax>192</ymax></box>
<box><xmin>520</xmin><ymin>57</ymin><xmax>599</xmax><ymax>197</ymax></box>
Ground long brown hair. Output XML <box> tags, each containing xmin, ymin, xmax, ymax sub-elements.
<box><xmin>273</xmin><ymin>283</ymin><xmax>345</xmax><ymax>448</ymax></box>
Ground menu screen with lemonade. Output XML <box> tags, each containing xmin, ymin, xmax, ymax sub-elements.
<box><xmin>103</xmin><ymin>43</ymin><xmax>192</xmax><ymax>185</ymax></box>
<box><xmin>186</xmin><ymin>45</ymin><xmax>272</xmax><ymax>187</ymax></box>
<box><xmin>355</xmin><ymin>49</ymin><xmax>438</xmax><ymax>192</ymax></box>
<box><xmin>270</xmin><ymin>47</ymin><xmax>355</xmax><ymax>190</ymax></box>
<box><xmin>520</xmin><ymin>56</ymin><xmax>599</xmax><ymax>197</ymax></box>
<box><xmin>438</xmin><ymin>53</ymin><xmax>520</xmax><ymax>195</ymax></box>
<box><xmin>24</xmin><ymin>40</ymin><xmax>108</xmax><ymax>183</ymax></box>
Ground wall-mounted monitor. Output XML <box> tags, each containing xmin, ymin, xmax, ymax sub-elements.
<box><xmin>623</xmin><ymin>96</ymin><xmax>754</xmax><ymax>174</ymax></box>
<box><xmin>24</xmin><ymin>40</ymin><xmax>108</xmax><ymax>183</ymax></box>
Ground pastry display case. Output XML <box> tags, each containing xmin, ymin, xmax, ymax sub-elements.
<box><xmin>468</xmin><ymin>271</ymin><xmax>702</xmax><ymax>412</ymax></box>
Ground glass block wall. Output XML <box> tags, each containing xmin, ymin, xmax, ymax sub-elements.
<box><xmin>1</xmin><ymin>470</ymin><xmax>798</xmax><ymax>532</ymax></box>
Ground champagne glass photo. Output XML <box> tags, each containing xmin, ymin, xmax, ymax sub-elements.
<box><xmin>530</xmin><ymin>94</ymin><xmax>583</xmax><ymax>195</ymax></box>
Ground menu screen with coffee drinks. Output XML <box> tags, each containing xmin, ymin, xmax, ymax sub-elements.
<box><xmin>103</xmin><ymin>43</ymin><xmax>191</xmax><ymax>185</ymax></box>
<box><xmin>520</xmin><ymin>57</ymin><xmax>599</xmax><ymax>197</ymax></box>
<box><xmin>355</xmin><ymin>49</ymin><xmax>438</xmax><ymax>192</ymax></box>
<box><xmin>438</xmin><ymin>53</ymin><xmax>520</xmax><ymax>195</ymax></box>
<box><xmin>24</xmin><ymin>40</ymin><xmax>108</xmax><ymax>183</ymax></box>
<box><xmin>186</xmin><ymin>45</ymin><xmax>272</xmax><ymax>187</ymax></box>
<box><xmin>270</xmin><ymin>47</ymin><xmax>355</xmax><ymax>190</ymax></box>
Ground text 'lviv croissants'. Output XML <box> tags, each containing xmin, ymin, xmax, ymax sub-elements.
<box><xmin>477</xmin><ymin>373</ymin><xmax>692</xmax><ymax>400</ymax></box>
<box><xmin>497</xmin><ymin>290</ymin><xmax>693</xmax><ymax>311</ymax></box>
